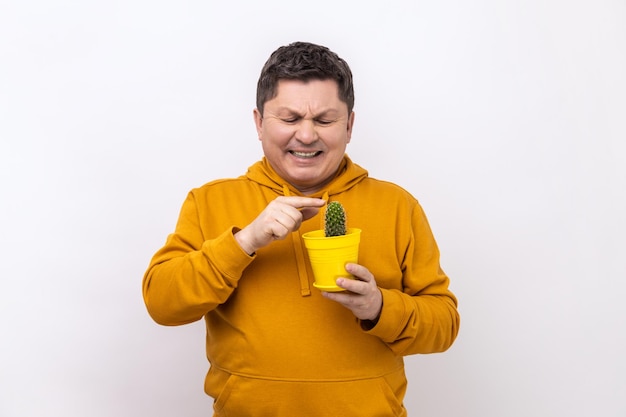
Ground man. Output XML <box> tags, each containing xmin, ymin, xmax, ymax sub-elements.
<box><xmin>143</xmin><ymin>41</ymin><xmax>459</xmax><ymax>416</ymax></box>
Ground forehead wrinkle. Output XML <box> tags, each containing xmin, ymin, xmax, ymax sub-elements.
<box><xmin>266</xmin><ymin>79</ymin><xmax>346</xmax><ymax>118</ymax></box>
<box><xmin>275</xmin><ymin>104</ymin><xmax>339</xmax><ymax>118</ymax></box>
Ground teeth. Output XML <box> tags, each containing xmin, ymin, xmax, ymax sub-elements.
<box><xmin>291</xmin><ymin>151</ymin><xmax>319</xmax><ymax>158</ymax></box>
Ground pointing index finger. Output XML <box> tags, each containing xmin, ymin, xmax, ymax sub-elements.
<box><xmin>278</xmin><ymin>196</ymin><xmax>326</xmax><ymax>209</ymax></box>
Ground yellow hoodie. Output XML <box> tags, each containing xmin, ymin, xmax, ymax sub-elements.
<box><xmin>143</xmin><ymin>155</ymin><xmax>459</xmax><ymax>416</ymax></box>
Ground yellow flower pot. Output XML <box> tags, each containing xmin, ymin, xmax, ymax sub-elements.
<box><xmin>302</xmin><ymin>228</ymin><xmax>361</xmax><ymax>292</ymax></box>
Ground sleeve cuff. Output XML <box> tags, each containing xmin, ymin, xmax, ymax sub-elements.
<box><xmin>362</xmin><ymin>289</ymin><xmax>409</xmax><ymax>341</ymax></box>
<box><xmin>203</xmin><ymin>226</ymin><xmax>255</xmax><ymax>286</ymax></box>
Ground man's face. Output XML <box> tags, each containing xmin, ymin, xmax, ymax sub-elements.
<box><xmin>253</xmin><ymin>79</ymin><xmax>355</xmax><ymax>195</ymax></box>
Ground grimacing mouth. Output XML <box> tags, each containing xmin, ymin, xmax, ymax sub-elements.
<box><xmin>289</xmin><ymin>150</ymin><xmax>322</xmax><ymax>158</ymax></box>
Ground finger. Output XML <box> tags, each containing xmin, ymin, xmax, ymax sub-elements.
<box><xmin>276</xmin><ymin>206</ymin><xmax>305</xmax><ymax>229</ymax></box>
<box><xmin>336</xmin><ymin>277</ymin><xmax>367</xmax><ymax>294</ymax></box>
<box><xmin>345</xmin><ymin>263</ymin><xmax>372</xmax><ymax>282</ymax></box>
<box><xmin>300</xmin><ymin>206</ymin><xmax>321</xmax><ymax>221</ymax></box>
<box><xmin>277</xmin><ymin>196</ymin><xmax>326</xmax><ymax>210</ymax></box>
<box><xmin>275</xmin><ymin>202</ymin><xmax>320</xmax><ymax>230</ymax></box>
<box><xmin>273</xmin><ymin>216</ymin><xmax>295</xmax><ymax>236</ymax></box>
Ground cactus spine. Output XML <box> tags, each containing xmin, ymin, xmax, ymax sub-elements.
<box><xmin>324</xmin><ymin>201</ymin><xmax>347</xmax><ymax>237</ymax></box>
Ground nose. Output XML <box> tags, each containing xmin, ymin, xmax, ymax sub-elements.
<box><xmin>295</xmin><ymin>119</ymin><xmax>318</xmax><ymax>144</ymax></box>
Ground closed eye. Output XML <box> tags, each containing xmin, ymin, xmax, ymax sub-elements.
<box><xmin>279</xmin><ymin>116</ymin><xmax>336</xmax><ymax>125</ymax></box>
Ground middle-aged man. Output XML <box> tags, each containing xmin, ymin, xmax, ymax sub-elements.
<box><xmin>143</xmin><ymin>41</ymin><xmax>460</xmax><ymax>416</ymax></box>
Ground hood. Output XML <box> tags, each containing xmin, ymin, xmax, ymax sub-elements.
<box><xmin>244</xmin><ymin>154</ymin><xmax>368</xmax><ymax>297</ymax></box>
<box><xmin>244</xmin><ymin>154</ymin><xmax>369</xmax><ymax>198</ymax></box>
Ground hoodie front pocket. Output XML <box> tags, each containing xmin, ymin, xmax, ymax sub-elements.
<box><xmin>210</xmin><ymin>372</ymin><xmax>407</xmax><ymax>417</ymax></box>
<box><xmin>205</xmin><ymin>366</ymin><xmax>237</xmax><ymax>414</ymax></box>
<box><xmin>212</xmin><ymin>372</ymin><xmax>238</xmax><ymax>414</ymax></box>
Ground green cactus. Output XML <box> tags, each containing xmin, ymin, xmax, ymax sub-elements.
<box><xmin>324</xmin><ymin>201</ymin><xmax>347</xmax><ymax>237</ymax></box>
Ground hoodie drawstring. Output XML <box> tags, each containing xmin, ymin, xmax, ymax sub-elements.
<box><xmin>283</xmin><ymin>185</ymin><xmax>312</xmax><ymax>297</ymax></box>
<box><xmin>292</xmin><ymin>232</ymin><xmax>311</xmax><ymax>297</ymax></box>
<box><xmin>320</xmin><ymin>191</ymin><xmax>329</xmax><ymax>230</ymax></box>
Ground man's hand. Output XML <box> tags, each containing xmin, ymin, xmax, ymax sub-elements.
<box><xmin>235</xmin><ymin>196</ymin><xmax>325</xmax><ymax>255</ymax></box>
<box><xmin>322</xmin><ymin>263</ymin><xmax>383</xmax><ymax>323</ymax></box>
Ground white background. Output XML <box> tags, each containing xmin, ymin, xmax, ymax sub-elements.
<box><xmin>1</xmin><ymin>1</ymin><xmax>625</xmax><ymax>416</ymax></box>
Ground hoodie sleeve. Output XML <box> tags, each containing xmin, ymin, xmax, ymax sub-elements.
<box><xmin>363</xmin><ymin>202</ymin><xmax>460</xmax><ymax>355</ymax></box>
<box><xmin>142</xmin><ymin>191</ymin><xmax>255</xmax><ymax>326</ymax></box>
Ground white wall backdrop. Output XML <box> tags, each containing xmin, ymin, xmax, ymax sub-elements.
<box><xmin>1</xmin><ymin>1</ymin><xmax>624</xmax><ymax>416</ymax></box>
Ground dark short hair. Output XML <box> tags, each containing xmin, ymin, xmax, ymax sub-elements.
<box><xmin>256</xmin><ymin>41</ymin><xmax>355</xmax><ymax>116</ymax></box>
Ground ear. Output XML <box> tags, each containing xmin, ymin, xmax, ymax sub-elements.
<box><xmin>253</xmin><ymin>108</ymin><xmax>263</xmax><ymax>141</ymax></box>
<box><xmin>346</xmin><ymin>111</ymin><xmax>355</xmax><ymax>143</ymax></box>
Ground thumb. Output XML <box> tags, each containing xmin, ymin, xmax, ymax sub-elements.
<box><xmin>300</xmin><ymin>207</ymin><xmax>321</xmax><ymax>221</ymax></box>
